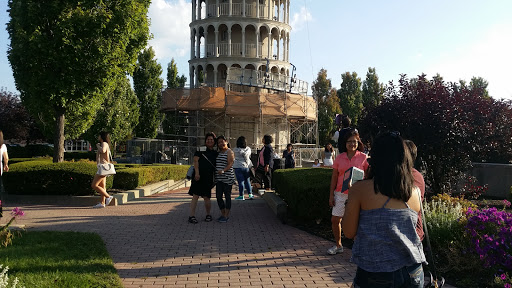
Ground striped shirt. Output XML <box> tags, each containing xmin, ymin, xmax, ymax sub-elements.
<box><xmin>216</xmin><ymin>149</ymin><xmax>235</xmax><ymax>185</ymax></box>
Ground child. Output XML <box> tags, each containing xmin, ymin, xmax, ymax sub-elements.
<box><xmin>312</xmin><ymin>159</ymin><xmax>321</xmax><ymax>168</ymax></box>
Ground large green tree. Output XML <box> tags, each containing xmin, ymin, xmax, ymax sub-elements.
<box><xmin>361</xmin><ymin>67</ymin><xmax>385</xmax><ymax>110</ymax></box>
<box><xmin>7</xmin><ymin>0</ymin><xmax>150</xmax><ymax>162</ymax></box>
<box><xmin>84</xmin><ymin>76</ymin><xmax>139</xmax><ymax>148</ymax></box>
<box><xmin>337</xmin><ymin>72</ymin><xmax>363</xmax><ymax>125</ymax></box>
<box><xmin>312</xmin><ymin>69</ymin><xmax>342</xmax><ymax>145</ymax></box>
<box><xmin>133</xmin><ymin>47</ymin><xmax>164</xmax><ymax>138</ymax></box>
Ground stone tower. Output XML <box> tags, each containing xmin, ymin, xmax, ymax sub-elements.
<box><xmin>189</xmin><ymin>0</ymin><xmax>292</xmax><ymax>87</ymax></box>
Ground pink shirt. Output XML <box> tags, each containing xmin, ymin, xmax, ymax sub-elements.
<box><xmin>332</xmin><ymin>151</ymin><xmax>369</xmax><ymax>194</ymax></box>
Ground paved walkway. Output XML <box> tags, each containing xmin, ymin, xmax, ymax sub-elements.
<box><xmin>4</xmin><ymin>188</ymin><xmax>356</xmax><ymax>287</ymax></box>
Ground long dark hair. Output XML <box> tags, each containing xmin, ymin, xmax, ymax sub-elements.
<box><xmin>99</xmin><ymin>131</ymin><xmax>112</xmax><ymax>148</ymax></box>
<box><xmin>236</xmin><ymin>136</ymin><xmax>247</xmax><ymax>148</ymax></box>
<box><xmin>0</xmin><ymin>130</ymin><xmax>3</xmax><ymax>147</ymax></box>
<box><xmin>369</xmin><ymin>132</ymin><xmax>415</xmax><ymax>202</ymax></box>
<box><xmin>325</xmin><ymin>143</ymin><xmax>333</xmax><ymax>153</ymax></box>
<box><xmin>340</xmin><ymin>129</ymin><xmax>364</xmax><ymax>153</ymax></box>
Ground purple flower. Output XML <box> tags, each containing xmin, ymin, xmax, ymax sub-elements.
<box><xmin>504</xmin><ymin>200</ymin><xmax>511</xmax><ymax>208</ymax></box>
<box><xmin>504</xmin><ymin>283</ymin><xmax>511</xmax><ymax>288</ymax></box>
<box><xmin>11</xmin><ymin>207</ymin><xmax>25</xmax><ymax>217</ymax></box>
<box><xmin>501</xmin><ymin>273</ymin><xmax>507</xmax><ymax>280</ymax></box>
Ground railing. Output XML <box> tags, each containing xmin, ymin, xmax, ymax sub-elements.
<box><xmin>200</xmin><ymin>43</ymin><xmax>263</xmax><ymax>58</ymax></box>
<box><xmin>197</xmin><ymin>4</ymin><xmax>274</xmax><ymax>21</ymax></box>
<box><xmin>232</xmin><ymin>3</ymin><xmax>243</xmax><ymax>16</ymax></box>
<box><xmin>231</xmin><ymin>43</ymin><xmax>242</xmax><ymax>56</ymax></box>
<box><xmin>226</xmin><ymin>67</ymin><xmax>309</xmax><ymax>95</ymax></box>
<box><xmin>219</xmin><ymin>3</ymin><xmax>229</xmax><ymax>16</ymax></box>
<box><xmin>295</xmin><ymin>147</ymin><xmax>323</xmax><ymax>167</ymax></box>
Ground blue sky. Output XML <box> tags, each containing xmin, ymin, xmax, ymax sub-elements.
<box><xmin>1</xmin><ymin>0</ymin><xmax>511</xmax><ymax>99</ymax></box>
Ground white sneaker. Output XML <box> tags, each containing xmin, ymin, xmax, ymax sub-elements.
<box><xmin>327</xmin><ymin>245</ymin><xmax>344</xmax><ymax>255</ymax></box>
<box><xmin>105</xmin><ymin>196</ymin><xmax>113</xmax><ymax>206</ymax></box>
<box><xmin>93</xmin><ymin>203</ymin><xmax>105</xmax><ymax>208</ymax></box>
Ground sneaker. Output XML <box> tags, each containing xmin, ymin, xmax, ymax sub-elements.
<box><xmin>93</xmin><ymin>203</ymin><xmax>105</xmax><ymax>208</ymax></box>
<box><xmin>235</xmin><ymin>196</ymin><xmax>245</xmax><ymax>200</ymax></box>
<box><xmin>218</xmin><ymin>216</ymin><xmax>228</xmax><ymax>223</ymax></box>
<box><xmin>248</xmin><ymin>194</ymin><xmax>254</xmax><ymax>199</ymax></box>
<box><xmin>327</xmin><ymin>245</ymin><xmax>344</xmax><ymax>255</ymax></box>
<box><xmin>105</xmin><ymin>196</ymin><xmax>113</xmax><ymax>206</ymax></box>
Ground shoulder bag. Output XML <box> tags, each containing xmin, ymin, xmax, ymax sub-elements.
<box><xmin>98</xmin><ymin>146</ymin><xmax>116</xmax><ymax>176</ymax></box>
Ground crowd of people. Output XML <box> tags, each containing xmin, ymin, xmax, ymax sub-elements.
<box><xmin>2</xmin><ymin>115</ymin><xmax>428</xmax><ymax>286</ymax></box>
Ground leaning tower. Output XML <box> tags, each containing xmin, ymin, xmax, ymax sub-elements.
<box><xmin>189</xmin><ymin>0</ymin><xmax>292</xmax><ymax>87</ymax></box>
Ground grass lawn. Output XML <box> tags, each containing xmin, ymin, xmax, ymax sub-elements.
<box><xmin>0</xmin><ymin>231</ymin><xmax>122</xmax><ymax>288</ymax></box>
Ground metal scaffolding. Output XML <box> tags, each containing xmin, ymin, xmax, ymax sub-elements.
<box><xmin>160</xmin><ymin>68</ymin><xmax>317</xmax><ymax>165</ymax></box>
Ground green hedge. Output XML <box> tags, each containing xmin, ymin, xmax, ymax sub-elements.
<box><xmin>113</xmin><ymin>165</ymin><xmax>189</xmax><ymax>190</ymax></box>
<box><xmin>3</xmin><ymin>160</ymin><xmax>113</xmax><ymax>196</ymax></box>
<box><xmin>7</xmin><ymin>144</ymin><xmax>54</xmax><ymax>158</ymax></box>
<box><xmin>8</xmin><ymin>157</ymin><xmax>52</xmax><ymax>164</ymax></box>
<box><xmin>64</xmin><ymin>151</ymin><xmax>96</xmax><ymax>161</ymax></box>
<box><xmin>273</xmin><ymin>168</ymin><xmax>333</xmax><ymax>221</ymax></box>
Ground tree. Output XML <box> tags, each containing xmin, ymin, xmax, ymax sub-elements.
<box><xmin>166</xmin><ymin>58</ymin><xmax>187</xmax><ymax>89</ymax></box>
<box><xmin>337</xmin><ymin>72</ymin><xmax>363</xmax><ymax>125</ymax></box>
<box><xmin>7</xmin><ymin>0</ymin><xmax>150</xmax><ymax>162</ymax></box>
<box><xmin>133</xmin><ymin>47</ymin><xmax>164</xmax><ymax>138</ymax></box>
<box><xmin>162</xmin><ymin>58</ymin><xmax>187</xmax><ymax>137</ymax></box>
<box><xmin>361</xmin><ymin>67</ymin><xmax>385</xmax><ymax>110</ymax></box>
<box><xmin>358</xmin><ymin>74</ymin><xmax>512</xmax><ymax>195</ymax></box>
<box><xmin>469</xmin><ymin>77</ymin><xmax>490</xmax><ymax>99</ymax></box>
<box><xmin>84</xmin><ymin>76</ymin><xmax>139</xmax><ymax>147</ymax></box>
<box><xmin>312</xmin><ymin>69</ymin><xmax>342</xmax><ymax>145</ymax></box>
<box><xmin>0</xmin><ymin>88</ymin><xmax>44</xmax><ymax>142</ymax></box>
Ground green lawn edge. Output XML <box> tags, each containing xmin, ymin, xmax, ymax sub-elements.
<box><xmin>0</xmin><ymin>231</ymin><xmax>122</xmax><ymax>288</ymax></box>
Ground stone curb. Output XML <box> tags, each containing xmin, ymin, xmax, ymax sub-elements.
<box><xmin>109</xmin><ymin>179</ymin><xmax>191</xmax><ymax>206</ymax></box>
<box><xmin>260</xmin><ymin>190</ymin><xmax>288</xmax><ymax>222</ymax></box>
<box><xmin>4</xmin><ymin>179</ymin><xmax>191</xmax><ymax>207</ymax></box>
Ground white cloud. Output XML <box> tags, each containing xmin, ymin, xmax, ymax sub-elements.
<box><xmin>147</xmin><ymin>0</ymin><xmax>191</xmax><ymax>60</ymax></box>
<box><xmin>290</xmin><ymin>6</ymin><xmax>313</xmax><ymax>33</ymax></box>
<box><xmin>425</xmin><ymin>22</ymin><xmax>512</xmax><ymax>99</ymax></box>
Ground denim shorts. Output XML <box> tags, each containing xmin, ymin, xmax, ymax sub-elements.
<box><xmin>353</xmin><ymin>263</ymin><xmax>424</xmax><ymax>288</ymax></box>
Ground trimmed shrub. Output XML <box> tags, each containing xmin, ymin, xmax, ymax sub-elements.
<box><xmin>7</xmin><ymin>144</ymin><xmax>54</xmax><ymax>158</ymax></box>
<box><xmin>113</xmin><ymin>164</ymin><xmax>189</xmax><ymax>190</ymax></box>
<box><xmin>64</xmin><ymin>152</ymin><xmax>96</xmax><ymax>161</ymax></box>
<box><xmin>273</xmin><ymin>168</ymin><xmax>333</xmax><ymax>221</ymax></box>
<box><xmin>8</xmin><ymin>157</ymin><xmax>52</xmax><ymax>165</ymax></box>
<box><xmin>3</xmin><ymin>161</ymin><xmax>113</xmax><ymax>196</ymax></box>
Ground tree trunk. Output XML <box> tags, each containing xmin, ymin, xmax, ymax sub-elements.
<box><xmin>53</xmin><ymin>109</ymin><xmax>65</xmax><ymax>163</ymax></box>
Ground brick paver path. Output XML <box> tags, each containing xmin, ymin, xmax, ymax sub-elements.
<box><xmin>5</xmin><ymin>188</ymin><xmax>356</xmax><ymax>287</ymax></box>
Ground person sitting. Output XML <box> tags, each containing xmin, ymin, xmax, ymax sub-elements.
<box><xmin>312</xmin><ymin>159</ymin><xmax>321</xmax><ymax>168</ymax></box>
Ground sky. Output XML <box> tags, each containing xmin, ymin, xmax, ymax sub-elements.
<box><xmin>1</xmin><ymin>0</ymin><xmax>511</xmax><ymax>100</ymax></box>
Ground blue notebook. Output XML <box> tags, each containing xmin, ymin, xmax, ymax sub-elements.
<box><xmin>341</xmin><ymin>167</ymin><xmax>364</xmax><ymax>193</ymax></box>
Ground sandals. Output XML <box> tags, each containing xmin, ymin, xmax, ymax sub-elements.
<box><xmin>205</xmin><ymin>215</ymin><xmax>213</xmax><ymax>222</ymax></box>
<box><xmin>188</xmin><ymin>216</ymin><xmax>198</xmax><ymax>224</ymax></box>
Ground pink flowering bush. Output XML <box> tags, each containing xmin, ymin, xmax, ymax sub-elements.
<box><xmin>0</xmin><ymin>205</ymin><xmax>25</xmax><ymax>247</ymax></box>
<box><xmin>465</xmin><ymin>207</ymin><xmax>512</xmax><ymax>287</ymax></box>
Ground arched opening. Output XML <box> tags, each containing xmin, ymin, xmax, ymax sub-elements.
<box><xmin>218</xmin><ymin>24</ymin><xmax>229</xmax><ymax>56</ymax></box>
<box><xmin>245</xmin><ymin>64</ymin><xmax>255</xmax><ymax>70</ymax></box>
<box><xmin>231</xmin><ymin>24</ymin><xmax>243</xmax><ymax>56</ymax></box>
<box><xmin>231</xmin><ymin>64</ymin><xmax>242</xmax><ymax>68</ymax></box>
<box><xmin>217</xmin><ymin>63</ymin><xmax>228</xmax><ymax>85</ymax></box>
<box><xmin>271</xmin><ymin>27</ymin><xmax>279</xmax><ymax>60</ymax></box>
<box><xmin>259</xmin><ymin>26</ymin><xmax>270</xmax><ymax>58</ymax></box>
<box><xmin>200</xmin><ymin>1</ymin><xmax>206</xmax><ymax>20</ymax></box>
<box><xmin>280</xmin><ymin>67</ymin><xmax>286</xmax><ymax>75</ymax></box>
<box><xmin>206</xmin><ymin>25</ymin><xmax>216</xmax><ymax>57</ymax></box>
<box><xmin>206</xmin><ymin>64</ymin><xmax>215</xmax><ymax>86</ymax></box>
<box><xmin>245</xmin><ymin>25</ymin><xmax>257</xmax><ymax>58</ymax></box>
<box><xmin>197</xmin><ymin>65</ymin><xmax>204</xmax><ymax>86</ymax></box>
<box><xmin>280</xmin><ymin>30</ymin><xmax>286</xmax><ymax>60</ymax></box>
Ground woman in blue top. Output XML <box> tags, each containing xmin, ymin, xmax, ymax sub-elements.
<box><xmin>343</xmin><ymin>132</ymin><xmax>426</xmax><ymax>288</ymax></box>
